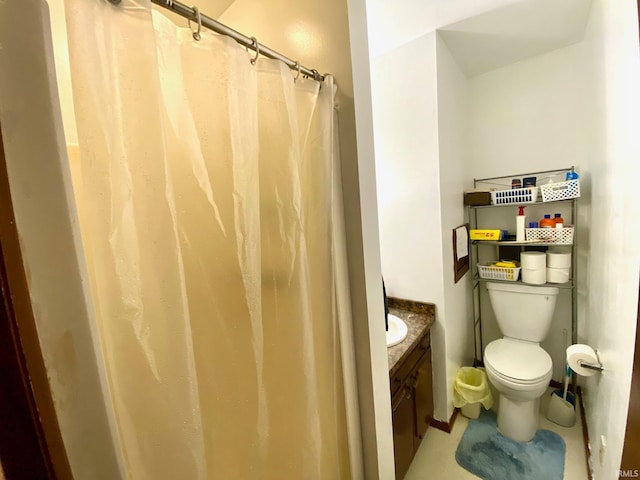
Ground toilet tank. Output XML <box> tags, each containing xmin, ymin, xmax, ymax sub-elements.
<box><xmin>486</xmin><ymin>282</ymin><xmax>559</xmax><ymax>342</ymax></box>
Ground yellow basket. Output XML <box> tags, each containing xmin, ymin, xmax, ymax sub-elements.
<box><xmin>477</xmin><ymin>263</ymin><xmax>521</xmax><ymax>281</ymax></box>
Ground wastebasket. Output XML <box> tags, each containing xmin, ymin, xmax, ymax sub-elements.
<box><xmin>453</xmin><ymin>367</ymin><xmax>493</xmax><ymax>419</ymax></box>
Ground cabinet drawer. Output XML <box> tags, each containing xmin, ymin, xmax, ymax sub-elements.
<box><xmin>390</xmin><ymin>331</ymin><xmax>430</xmax><ymax>398</ymax></box>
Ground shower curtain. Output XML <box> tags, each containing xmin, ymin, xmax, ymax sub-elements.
<box><xmin>64</xmin><ymin>1</ymin><xmax>355</xmax><ymax>478</ymax></box>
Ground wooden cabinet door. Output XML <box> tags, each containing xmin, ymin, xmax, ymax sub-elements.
<box><xmin>413</xmin><ymin>349</ymin><xmax>434</xmax><ymax>450</ymax></box>
<box><xmin>392</xmin><ymin>386</ymin><xmax>416</xmax><ymax>480</ymax></box>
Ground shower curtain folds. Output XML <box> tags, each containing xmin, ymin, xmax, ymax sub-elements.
<box><xmin>148</xmin><ymin>0</ymin><xmax>325</xmax><ymax>81</ymax></box>
<box><xmin>64</xmin><ymin>0</ymin><xmax>354</xmax><ymax>478</ymax></box>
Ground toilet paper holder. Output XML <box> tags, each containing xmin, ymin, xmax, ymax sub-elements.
<box><xmin>577</xmin><ymin>359</ymin><xmax>604</xmax><ymax>373</ymax></box>
<box><xmin>567</xmin><ymin>344</ymin><xmax>604</xmax><ymax>376</ymax></box>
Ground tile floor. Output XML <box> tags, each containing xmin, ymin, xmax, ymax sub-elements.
<box><xmin>405</xmin><ymin>387</ymin><xmax>589</xmax><ymax>480</ymax></box>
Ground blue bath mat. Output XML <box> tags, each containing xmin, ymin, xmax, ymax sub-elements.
<box><xmin>455</xmin><ymin>409</ymin><xmax>566</xmax><ymax>480</ymax></box>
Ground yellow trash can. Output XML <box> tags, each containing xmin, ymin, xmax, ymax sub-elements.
<box><xmin>453</xmin><ymin>367</ymin><xmax>494</xmax><ymax>419</ymax></box>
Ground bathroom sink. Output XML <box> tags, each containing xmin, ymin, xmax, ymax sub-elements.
<box><xmin>386</xmin><ymin>314</ymin><xmax>408</xmax><ymax>347</ymax></box>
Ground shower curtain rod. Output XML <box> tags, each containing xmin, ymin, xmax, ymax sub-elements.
<box><xmin>115</xmin><ymin>0</ymin><xmax>326</xmax><ymax>82</ymax></box>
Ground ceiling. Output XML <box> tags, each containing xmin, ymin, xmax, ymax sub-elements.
<box><xmin>366</xmin><ymin>0</ymin><xmax>523</xmax><ymax>58</ymax></box>
<box><xmin>438</xmin><ymin>0</ymin><xmax>593</xmax><ymax>77</ymax></box>
<box><xmin>191</xmin><ymin>0</ymin><xmax>235</xmax><ymax>18</ymax></box>
<box><xmin>155</xmin><ymin>0</ymin><xmax>235</xmax><ymax>25</ymax></box>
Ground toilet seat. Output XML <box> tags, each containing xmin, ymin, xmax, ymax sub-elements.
<box><xmin>484</xmin><ymin>338</ymin><xmax>552</xmax><ymax>385</ymax></box>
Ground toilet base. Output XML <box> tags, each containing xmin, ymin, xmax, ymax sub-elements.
<box><xmin>497</xmin><ymin>395</ymin><xmax>540</xmax><ymax>442</ymax></box>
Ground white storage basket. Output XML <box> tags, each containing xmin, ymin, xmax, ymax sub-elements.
<box><xmin>540</xmin><ymin>179</ymin><xmax>580</xmax><ymax>202</ymax></box>
<box><xmin>491</xmin><ymin>187</ymin><xmax>539</xmax><ymax>205</ymax></box>
<box><xmin>477</xmin><ymin>263</ymin><xmax>521</xmax><ymax>282</ymax></box>
<box><xmin>525</xmin><ymin>227</ymin><xmax>574</xmax><ymax>245</ymax></box>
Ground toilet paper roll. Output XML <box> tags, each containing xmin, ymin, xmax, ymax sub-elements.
<box><xmin>521</xmin><ymin>251</ymin><xmax>546</xmax><ymax>269</ymax></box>
<box><xmin>546</xmin><ymin>267</ymin><xmax>570</xmax><ymax>284</ymax></box>
<box><xmin>546</xmin><ymin>251</ymin><xmax>571</xmax><ymax>269</ymax></box>
<box><xmin>522</xmin><ymin>268</ymin><xmax>546</xmax><ymax>285</ymax></box>
<box><xmin>567</xmin><ymin>344</ymin><xmax>598</xmax><ymax>377</ymax></box>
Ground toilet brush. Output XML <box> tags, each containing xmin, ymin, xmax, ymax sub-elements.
<box><xmin>546</xmin><ymin>363</ymin><xmax>576</xmax><ymax>427</ymax></box>
<box><xmin>558</xmin><ymin>364</ymin><xmax>575</xmax><ymax>406</ymax></box>
<box><xmin>555</xmin><ymin>329</ymin><xmax>575</xmax><ymax>405</ymax></box>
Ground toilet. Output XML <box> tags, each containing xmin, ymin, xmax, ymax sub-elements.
<box><xmin>483</xmin><ymin>282</ymin><xmax>559</xmax><ymax>442</ymax></box>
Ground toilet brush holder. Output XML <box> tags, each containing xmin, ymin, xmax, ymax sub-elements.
<box><xmin>552</xmin><ymin>388</ymin><xmax>575</xmax><ymax>406</ymax></box>
<box><xmin>547</xmin><ymin>362</ymin><xmax>576</xmax><ymax>427</ymax></box>
<box><xmin>546</xmin><ymin>391</ymin><xmax>576</xmax><ymax>427</ymax></box>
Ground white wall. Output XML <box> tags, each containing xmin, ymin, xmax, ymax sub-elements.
<box><xmin>579</xmin><ymin>1</ymin><xmax>640</xmax><ymax>478</ymax></box>
<box><xmin>466</xmin><ymin>39</ymin><xmax>596</xmax><ymax>381</ymax></box>
<box><xmin>371</xmin><ymin>33</ymin><xmax>455</xmax><ymax>422</ymax></box>
<box><xmin>467</xmin><ymin>42</ymin><xmax>595</xmax><ymax>180</ymax></box>
<box><xmin>371</xmin><ymin>34</ymin><xmax>443</xmax><ymax>305</ymax></box>
<box><xmin>371</xmin><ymin>33</ymin><xmax>477</xmax><ymax>423</ymax></box>
<box><xmin>435</xmin><ymin>35</ymin><xmax>475</xmax><ymax>417</ymax></box>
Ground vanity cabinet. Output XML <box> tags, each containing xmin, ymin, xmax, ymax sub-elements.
<box><xmin>414</xmin><ymin>350</ymin><xmax>434</xmax><ymax>447</ymax></box>
<box><xmin>390</xmin><ymin>331</ymin><xmax>433</xmax><ymax>479</ymax></box>
<box><xmin>392</xmin><ymin>385</ymin><xmax>415</xmax><ymax>479</ymax></box>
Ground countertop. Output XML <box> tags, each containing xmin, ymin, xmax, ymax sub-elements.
<box><xmin>387</xmin><ymin>298</ymin><xmax>435</xmax><ymax>375</ymax></box>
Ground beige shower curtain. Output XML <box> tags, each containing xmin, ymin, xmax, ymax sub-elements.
<box><xmin>64</xmin><ymin>0</ymin><xmax>354</xmax><ymax>478</ymax></box>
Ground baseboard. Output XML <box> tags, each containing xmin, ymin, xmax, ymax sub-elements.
<box><xmin>430</xmin><ymin>408</ymin><xmax>459</xmax><ymax>434</ymax></box>
<box><xmin>578</xmin><ymin>387</ymin><xmax>593</xmax><ymax>480</ymax></box>
<box><xmin>549</xmin><ymin>379</ymin><xmax>563</xmax><ymax>389</ymax></box>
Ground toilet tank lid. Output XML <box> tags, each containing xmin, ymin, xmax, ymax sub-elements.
<box><xmin>486</xmin><ymin>282</ymin><xmax>559</xmax><ymax>296</ymax></box>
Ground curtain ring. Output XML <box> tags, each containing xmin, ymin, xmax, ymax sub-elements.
<box><xmin>188</xmin><ymin>6</ymin><xmax>202</xmax><ymax>41</ymax></box>
<box><xmin>293</xmin><ymin>61</ymin><xmax>301</xmax><ymax>82</ymax></box>
<box><xmin>250</xmin><ymin>37</ymin><xmax>260</xmax><ymax>65</ymax></box>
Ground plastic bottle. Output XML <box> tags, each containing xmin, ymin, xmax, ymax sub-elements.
<box><xmin>516</xmin><ymin>206</ymin><xmax>526</xmax><ymax>242</ymax></box>
<box><xmin>540</xmin><ymin>214</ymin><xmax>555</xmax><ymax>228</ymax></box>
<box><xmin>553</xmin><ymin>213</ymin><xmax>564</xmax><ymax>227</ymax></box>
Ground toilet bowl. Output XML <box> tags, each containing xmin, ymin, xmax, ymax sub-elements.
<box><xmin>483</xmin><ymin>282</ymin><xmax>559</xmax><ymax>442</ymax></box>
<box><xmin>484</xmin><ymin>338</ymin><xmax>552</xmax><ymax>441</ymax></box>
